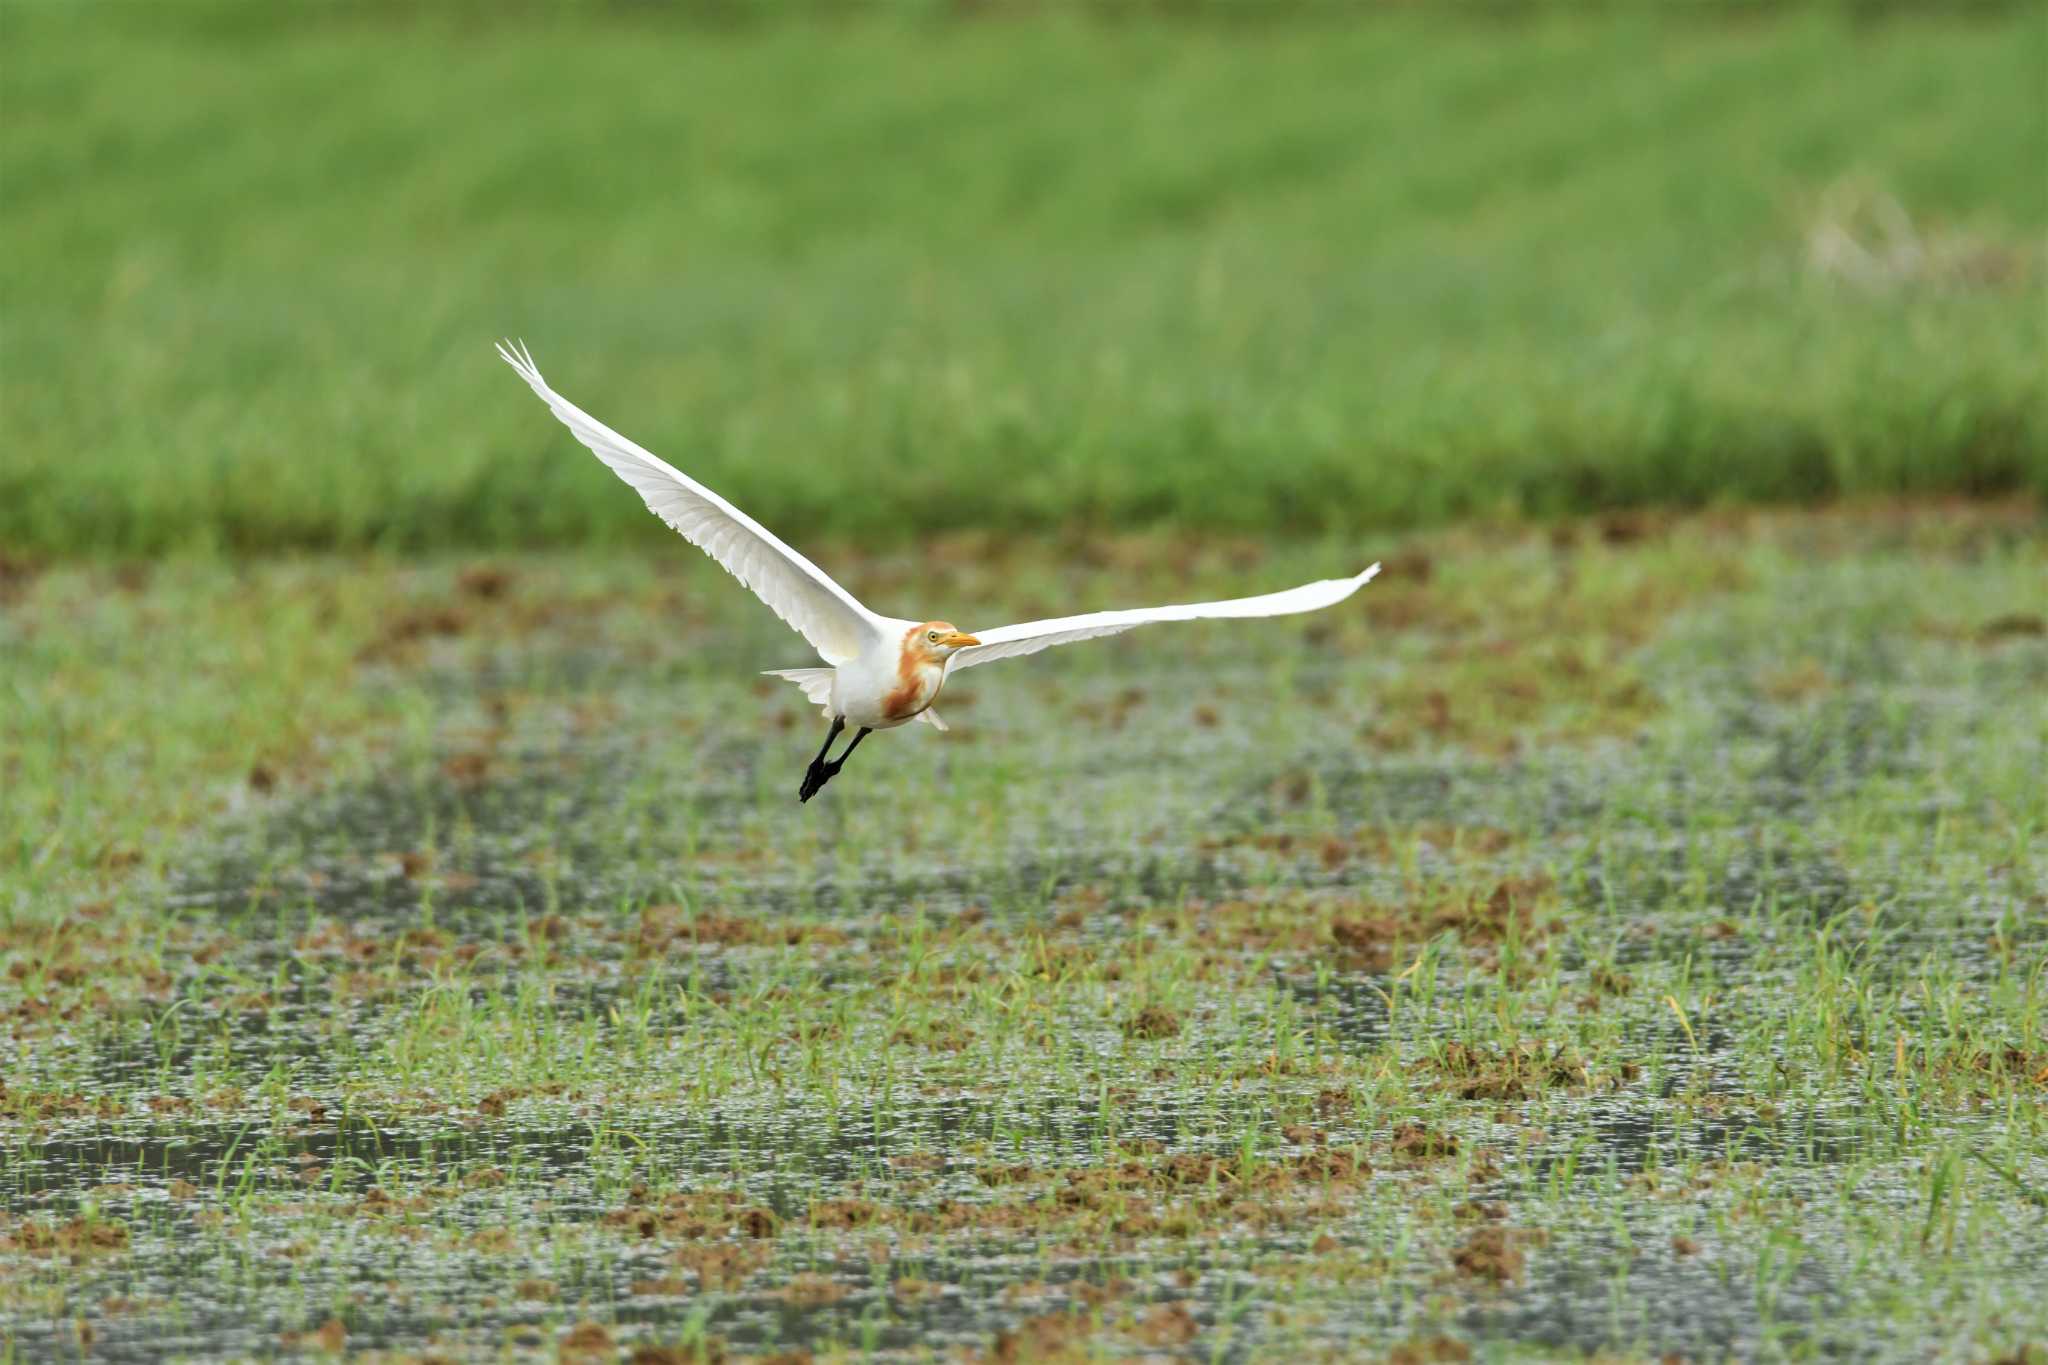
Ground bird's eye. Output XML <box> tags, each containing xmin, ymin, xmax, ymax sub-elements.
<box><xmin>927</xmin><ymin>630</ymin><xmax>939</xmax><ymax>642</ymax></box>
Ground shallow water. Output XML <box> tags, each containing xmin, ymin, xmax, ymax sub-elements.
<box><xmin>5</xmin><ymin>537</ymin><xmax>2044</xmax><ymax>1362</ymax></box>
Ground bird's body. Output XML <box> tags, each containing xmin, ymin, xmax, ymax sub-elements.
<box><xmin>797</xmin><ymin>621</ymin><xmax>972</xmax><ymax>732</ymax></box>
<box><xmin>497</xmin><ymin>341</ymin><xmax>1380</xmax><ymax>802</ymax></box>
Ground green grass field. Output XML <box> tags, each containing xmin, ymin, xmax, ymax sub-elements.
<box><xmin>3</xmin><ymin>5</ymin><xmax>2043</xmax><ymax>554</ymax></box>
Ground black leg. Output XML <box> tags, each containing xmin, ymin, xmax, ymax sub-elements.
<box><xmin>799</xmin><ymin>725</ymin><xmax>872</xmax><ymax>804</ymax></box>
<box><xmin>809</xmin><ymin>716</ymin><xmax>844</xmax><ymax>768</ymax></box>
<box><xmin>833</xmin><ymin>727</ymin><xmax>872</xmax><ymax>767</ymax></box>
<box><xmin>798</xmin><ymin>717</ymin><xmax>845</xmax><ymax>802</ymax></box>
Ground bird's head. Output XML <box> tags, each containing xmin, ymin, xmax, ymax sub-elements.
<box><xmin>908</xmin><ymin>621</ymin><xmax>980</xmax><ymax>662</ymax></box>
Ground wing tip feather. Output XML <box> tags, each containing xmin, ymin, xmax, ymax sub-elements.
<box><xmin>495</xmin><ymin>337</ymin><xmax>543</xmax><ymax>388</ymax></box>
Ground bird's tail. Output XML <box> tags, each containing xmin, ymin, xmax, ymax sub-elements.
<box><xmin>763</xmin><ymin>668</ymin><xmax>836</xmax><ymax>717</ymax></box>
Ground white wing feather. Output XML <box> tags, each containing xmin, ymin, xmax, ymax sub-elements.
<box><xmin>499</xmin><ymin>341</ymin><xmax>884</xmax><ymax>665</ymax></box>
<box><xmin>763</xmin><ymin>667</ymin><xmax>836</xmax><ymax>713</ymax></box>
<box><xmin>950</xmin><ymin>564</ymin><xmax>1380</xmax><ymax>673</ymax></box>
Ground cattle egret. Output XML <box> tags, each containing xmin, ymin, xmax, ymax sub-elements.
<box><xmin>498</xmin><ymin>341</ymin><xmax>1380</xmax><ymax>802</ymax></box>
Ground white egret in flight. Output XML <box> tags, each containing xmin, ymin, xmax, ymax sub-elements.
<box><xmin>498</xmin><ymin>342</ymin><xmax>1380</xmax><ymax>803</ymax></box>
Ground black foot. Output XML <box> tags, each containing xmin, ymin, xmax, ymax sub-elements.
<box><xmin>800</xmin><ymin>716</ymin><xmax>846</xmax><ymax>803</ymax></box>
<box><xmin>797</xmin><ymin>723</ymin><xmax>870</xmax><ymax>804</ymax></box>
<box><xmin>799</xmin><ymin>758</ymin><xmax>846</xmax><ymax>803</ymax></box>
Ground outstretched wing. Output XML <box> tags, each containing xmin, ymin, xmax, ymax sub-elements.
<box><xmin>949</xmin><ymin>565</ymin><xmax>1380</xmax><ymax>673</ymax></box>
<box><xmin>499</xmin><ymin>341</ymin><xmax>886</xmax><ymax>665</ymax></box>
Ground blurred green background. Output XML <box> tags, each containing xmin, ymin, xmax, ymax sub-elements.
<box><xmin>3</xmin><ymin>1</ymin><xmax>2042</xmax><ymax>555</ymax></box>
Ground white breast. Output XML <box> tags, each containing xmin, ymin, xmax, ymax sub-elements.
<box><xmin>833</xmin><ymin>641</ymin><xmax>941</xmax><ymax>731</ymax></box>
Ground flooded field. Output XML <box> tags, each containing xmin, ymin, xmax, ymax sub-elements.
<box><xmin>3</xmin><ymin>507</ymin><xmax>2044</xmax><ymax>1361</ymax></box>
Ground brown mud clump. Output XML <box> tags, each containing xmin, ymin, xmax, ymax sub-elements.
<box><xmin>2</xmin><ymin>1218</ymin><xmax>130</xmax><ymax>1259</ymax></box>
<box><xmin>1390</xmin><ymin>1338</ymin><xmax>1473</xmax><ymax>1365</ymax></box>
<box><xmin>602</xmin><ymin>1188</ymin><xmax>771</xmax><ymax>1242</ymax></box>
<box><xmin>982</xmin><ymin>1311</ymin><xmax>1096</xmax><ymax>1363</ymax></box>
<box><xmin>1135</xmin><ymin>1300</ymin><xmax>1200</xmax><ymax>1346</ymax></box>
<box><xmin>0</xmin><ymin>550</ymin><xmax>44</xmax><ymax>604</ymax></box>
<box><xmin>278</xmin><ymin>1318</ymin><xmax>347</xmax><ymax>1353</ymax></box>
<box><xmin>1332</xmin><ymin>915</ymin><xmax>1401</xmax><ymax>972</ymax></box>
<box><xmin>1424</xmin><ymin>1040</ymin><xmax>1595</xmax><ymax>1100</ymax></box>
<box><xmin>777</xmin><ymin>1273</ymin><xmax>848</xmax><ymax>1306</ymax></box>
<box><xmin>457</xmin><ymin>565</ymin><xmax>516</xmax><ymax>600</ymax></box>
<box><xmin>1980</xmin><ymin>613</ymin><xmax>2045</xmax><ymax>641</ymax></box>
<box><xmin>558</xmin><ymin>1321</ymin><xmax>614</xmax><ymax>1362</ymax></box>
<box><xmin>1391</xmin><ymin>1123</ymin><xmax>1459</xmax><ymax>1162</ymax></box>
<box><xmin>665</xmin><ymin>1241</ymin><xmax>769</xmax><ymax>1290</ymax></box>
<box><xmin>1452</xmin><ymin>1225</ymin><xmax>1546</xmax><ymax>1283</ymax></box>
<box><xmin>635</xmin><ymin>904</ymin><xmax>844</xmax><ymax>952</ymax></box>
<box><xmin>807</xmin><ymin>1198</ymin><xmax>885</xmax><ymax>1230</ymax></box>
<box><xmin>359</xmin><ymin>604</ymin><xmax>468</xmax><ymax>662</ymax></box>
<box><xmin>1123</xmin><ymin>1005</ymin><xmax>1182</xmax><ymax>1040</ymax></box>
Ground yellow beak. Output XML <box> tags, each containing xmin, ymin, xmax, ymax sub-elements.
<box><xmin>941</xmin><ymin>631</ymin><xmax>980</xmax><ymax>648</ymax></box>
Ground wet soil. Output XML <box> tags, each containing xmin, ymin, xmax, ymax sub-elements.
<box><xmin>4</xmin><ymin>518</ymin><xmax>2044</xmax><ymax>1361</ymax></box>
